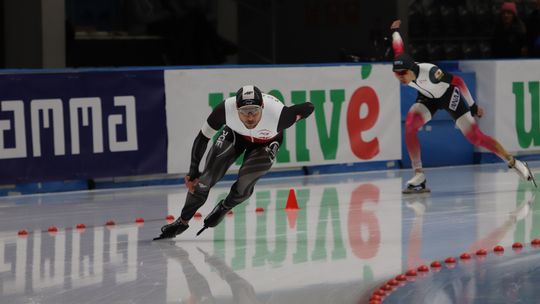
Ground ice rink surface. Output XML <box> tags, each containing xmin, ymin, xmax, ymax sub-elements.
<box><xmin>0</xmin><ymin>161</ymin><xmax>538</xmax><ymax>304</ymax></box>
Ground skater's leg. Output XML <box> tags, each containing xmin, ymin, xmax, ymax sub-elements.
<box><xmin>198</xmin><ymin>141</ymin><xmax>278</xmax><ymax>235</ymax></box>
<box><xmin>403</xmin><ymin>103</ymin><xmax>433</xmax><ymax>193</ymax></box>
<box><xmin>155</xmin><ymin>129</ymin><xmax>242</xmax><ymax>240</ymax></box>
<box><xmin>179</xmin><ymin>130</ymin><xmax>242</xmax><ymax>222</ymax></box>
<box><xmin>224</xmin><ymin>141</ymin><xmax>277</xmax><ymax>207</ymax></box>
<box><xmin>456</xmin><ymin>112</ymin><xmax>512</xmax><ymax>162</ymax></box>
<box><xmin>456</xmin><ymin>112</ymin><xmax>536</xmax><ymax>186</ymax></box>
<box><xmin>405</xmin><ymin>103</ymin><xmax>432</xmax><ymax>173</ymax></box>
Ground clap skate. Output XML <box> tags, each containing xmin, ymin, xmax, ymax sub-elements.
<box><xmin>196</xmin><ymin>200</ymin><xmax>231</xmax><ymax>236</ymax></box>
<box><xmin>402</xmin><ymin>172</ymin><xmax>431</xmax><ymax>194</ymax></box>
<box><xmin>510</xmin><ymin>159</ymin><xmax>537</xmax><ymax>188</ymax></box>
<box><xmin>153</xmin><ymin>218</ymin><xmax>189</xmax><ymax>240</ymax></box>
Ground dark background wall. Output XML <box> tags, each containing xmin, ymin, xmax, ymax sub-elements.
<box><xmin>1</xmin><ymin>0</ymin><xmax>539</xmax><ymax>68</ymax></box>
<box><xmin>238</xmin><ymin>0</ymin><xmax>396</xmax><ymax>64</ymax></box>
<box><xmin>3</xmin><ymin>0</ymin><xmax>43</xmax><ymax>68</ymax></box>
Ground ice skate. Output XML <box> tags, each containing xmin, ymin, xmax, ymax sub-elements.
<box><xmin>510</xmin><ymin>159</ymin><xmax>537</xmax><ymax>188</ymax></box>
<box><xmin>402</xmin><ymin>172</ymin><xmax>431</xmax><ymax>194</ymax></box>
<box><xmin>153</xmin><ymin>218</ymin><xmax>189</xmax><ymax>240</ymax></box>
<box><xmin>196</xmin><ymin>200</ymin><xmax>230</xmax><ymax>236</ymax></box>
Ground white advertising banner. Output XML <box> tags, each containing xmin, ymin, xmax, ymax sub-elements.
<box><xmin>460</xmin><ymin>60</ymin><xmax>540</xmax><ymax>154</ymax></box>
<box><xmin>164</xmin><ymin>65</ymin><xmax>401</xmax><ymax>174</ymax></box>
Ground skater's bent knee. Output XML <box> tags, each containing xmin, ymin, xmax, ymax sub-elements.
<box><xmin>405</xmin><ymin>113</ymin><xmax>425</xmax><ymax>130</ymax></box>
<box><xmin>192</xmin><ymin>184</ymin><xmax>210</xmax><ymax>196</ymax></box>
<box><xmin>465</xmin><ymin>128</ymin><xmax>483</xmax><ymax>146</ymax></box>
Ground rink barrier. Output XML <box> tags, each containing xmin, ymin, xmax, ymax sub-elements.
<box><xmin>0</xmin><ymin>63</ymin><xmax>403</xmax><ymax>194</ymax></box>
<box><xmin>475</xmin><ymin>152</ymin><xmax>540</xmax><ymax>164</ymax></box>
<box><xmin>1</xmin><ymin>60</ymin><xmax>540</xmax><ymax>196</ymax></box>
<box><xmin>367</xmin><ymin>240</ymin><xmax>540</xmax><ymax>304</ymax></box>
<box><xmin>0</xmin><ymin>159</ymin><xmax>399</xmax><ymax>196</ymax></box>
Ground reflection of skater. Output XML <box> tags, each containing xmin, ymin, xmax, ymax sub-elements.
<box><xmin>389</xmin><ymin>19</ymin><xmax>537</xmax><ymax>194</ymax></box>
<box><xmin>197</xmin><ymin>248</ymin><xmax>263</xmax><ymax>304</ymax></box>
<box><xmin>404</xmin><ymin>192</ymin><xmax>535</xmax><ymax>268</ymax></box>
<box><xmin>404</xmin><ymin>195</ymin><xmax>428</xmax><ymax>269</ymax></box>
<box><xmin>469</xmin><ymin>193</ymin><xmax>535</xmax><ymax>251</ymax></box>
<box><xmin>402</xmin><ymin>193</ymin><xmax>535</xmax><ymax>303</ymax></box>
<box><xmin>431</xmin><ymin>193</ymin><xmax>536</xmax><ymax>303</ymax></box>
<box><xmin>158</xmin><ymin>245</ymin><xmax>216</xmax><ymax>304</ymax></box>
<box><xmin>159</xmin><ymin>245</ymin><xmax>262</xmax><ymax>304</ymax></box>
<box><xmin>154</xmin><ymin>85</ymin><xmax>314</xmax><ymax>240</ymax></box>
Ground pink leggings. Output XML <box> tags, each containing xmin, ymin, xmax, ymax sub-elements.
<box><xmin>405</xmin><ymin>112</ymin><xmax>505</xmax><ymax>169</ymax></box>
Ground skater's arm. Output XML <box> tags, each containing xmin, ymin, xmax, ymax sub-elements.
<box><xmin>188</xmin><ymin>102</ymin><xmax>226</xmax><ymax>179</ymax></box>
<box><xmin>277</xmin><ymin>102</ymin><xmax>314</xmax><ymax>131</ymax></box>
<box><xmin>390</xmin><ymin>20</ymin><xmax>404</xmax><ymax>58</ymax></box>
<box><xmin>449</xmin><ymin>75</ymin><xmax>475</xmax><ymax>106</ymax></box>
<box><xmin>447</xmin><ymin>74</ymin><xmax>483</xmax><ymax>117</ymax></box>
<box><xmin>188</xmin><ymin>132</ymin><xmax>209</xmax><ymax>180</ymax></box>
<box><xmin>205</xmin><ymin>101</ymin><xmax>226</xmax><ymax>133</ymax></box>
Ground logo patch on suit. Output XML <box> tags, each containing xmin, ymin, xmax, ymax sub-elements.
<box><xmin>449</xmin><ymin>87</ymin><xmax>460</xmax><ymax>111</ymax></box>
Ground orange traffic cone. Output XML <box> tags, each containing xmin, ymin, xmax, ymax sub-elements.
<box><xmin>285</xmin><ymin>189</ymin><xmax>299</xmax><ymax>210</ymax></box>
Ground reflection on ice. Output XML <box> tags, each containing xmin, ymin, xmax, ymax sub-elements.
<box><xmin>0</xmin><ymin>163</ymin><xmax>537</xmax><ymax>303</ymax></box>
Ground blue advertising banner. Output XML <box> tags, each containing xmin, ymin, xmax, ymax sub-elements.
<box><xmin>0</xmin><ymin>71</ymin><xmax>167</xmax><ymax>183</ymax></box>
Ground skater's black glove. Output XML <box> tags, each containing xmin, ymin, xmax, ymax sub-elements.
<box><xmin>470</xmin><ymin>104</ymin><xmax>480</xmax><ymax>117</ymax></box>
<box><xmin>187</xmin><ymin>169</ymin><xmax>200</xmax><ymax>181</ymax></box>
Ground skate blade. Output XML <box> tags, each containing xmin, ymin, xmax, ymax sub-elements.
<box><xmin>196</xmin><ymin>226</ymin><xmax>208</xmax><ymax>236</ymax></box>
<box><xmin>153</xmin><ymin>235</ymin><xmax>170</xmax><ymax>241</ymax></box>
<box><xmin>402</xmin><ymin>188</ymin><xmax>431</xmax><ymax>194</ymax></box>
<box><xmin>524</xmin><ymin>162</ymin><xmax>538</xmax><ymax>188</ymax></box>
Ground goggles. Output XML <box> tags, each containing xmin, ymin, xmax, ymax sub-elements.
<box><xmin>238</xmin><ymin>105</ymin><xmax>262</xmax><ymax>116</ymax></box>
<box><xmin>394</xmin><ymin>69</ymin><xmax>408</xmax><ymax>76</ymax></box>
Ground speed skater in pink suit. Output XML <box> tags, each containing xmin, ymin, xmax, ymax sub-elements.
<box><xmin>389</xmin><ymin>20</ymin><xmax>536</xmax><ymax>193</ymax></box>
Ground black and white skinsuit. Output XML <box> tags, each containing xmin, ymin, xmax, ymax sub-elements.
<box><xmin>180</xmin><ymin>93</ymin><xmax>314</xmax><ymax>222</ymax></box>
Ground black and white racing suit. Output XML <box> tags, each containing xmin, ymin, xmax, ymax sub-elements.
<box><xmin>180</xmin><ymin>93</ymin><xmax>314</xmax><ymax>221</ymax></box>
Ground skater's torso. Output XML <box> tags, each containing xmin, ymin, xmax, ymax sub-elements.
<box><xmin>205</xmin><ymin>94</ymin><xmax>286</xmax><ymax>144</ymax></box>
<box><xmin>408</xmin><ymin>63</ymin><xmax>455</xmax><ymax>100</ymax></box>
